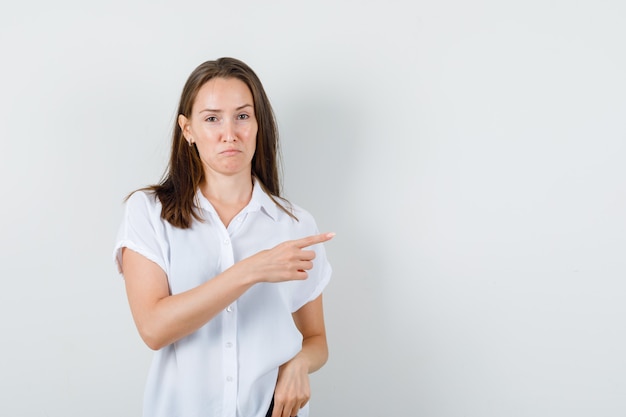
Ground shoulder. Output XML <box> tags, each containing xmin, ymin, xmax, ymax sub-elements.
<box><xmin>125</xmin><ymin>189</ymin><xmax>161</xmax><ymax>210</ymax></box>
<box><xmin>122</xmin><ymin>189</ymin><xmax>164</xmax><ymax>224</ymax></box>
<box><xmin>289</xmin><ymin>201</ymin><xmax>316</xmax><ymax>223</ymax></box>
<box><xmin>114</xmin><ymin>190</ymin><xmax>169</xmax><ymax>274</ymax></box>
<box><xmin>276</xmin><ymin>199</ymin><xmax>320</xmax><ymax>232</ymax></box>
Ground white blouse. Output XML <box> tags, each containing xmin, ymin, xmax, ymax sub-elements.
<box><xmin>113</xmin><ymin>180</ymin><xmax>332</xmax><ymax>417</ymax></box>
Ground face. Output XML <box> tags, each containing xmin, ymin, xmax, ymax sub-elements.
<box><xmin>178</xmin><ymin>77</ymin><xmax>257</xmax><ymax>180</ymax></box>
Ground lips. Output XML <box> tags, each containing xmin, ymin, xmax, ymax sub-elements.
<box><xmin>220</xmin><ymin>148</ymin><xmax>241</xmax><ymax>156</ymax></box>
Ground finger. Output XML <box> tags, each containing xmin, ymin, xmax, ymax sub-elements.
<box><xmin>272</xmin><ymin>396</ymin><xmax>296</xmax><ymax>417</ymax></box>
<box><xmin>296</xmin><ymin>260</ymin><xmax>314</xmax><ymax>272</ymax></box>
<box><xmin>270</xmin><ymin>399</ymin><xmax>284</xmax><ymax>417</ymax></box>
<box><xmin>293</xmin><ymin>232</ymin><xmax>335</xmax><ymax>249</ymax></box>
<box><xmin>271</xmin><ymin>402</ymin><xmax>292</xmax><ymax>417</ymax></box>
<box><xmin>290</xmin><ymin>404</ymin><xmax>302</xmax><ymax>417</ymax></box>
<box><xmin>298</xmin><ymin>249</ymin><xmax>316</xmax><ymax>262</ymax></box>
<box><xmin>285</xmin><ymin>405</ymin><xmax>299</xmax><ymax>417</ymax></box>
<box><xmin>276</xmin><ymin>398</ymin><xmax>305</xmax><ymax>417</ymax></box>
<box><xmin>270</xmin><ymin>403</ymin><xmax>280</xmax><ymax>417</ymax></box>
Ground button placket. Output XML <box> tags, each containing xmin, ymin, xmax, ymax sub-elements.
<box><xmin>220</xmin><ymin>226</ymin><xmax>238</xmax><ymax>416</ymax></box>
<box><xmin>222</xmin><ymin>302</ymin><xmax>238</xmax><ymax>415</ymax></box>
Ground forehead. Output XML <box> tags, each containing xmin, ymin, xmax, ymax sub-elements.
<box><xmin>193</xmin><ymin>77</ymin><xmax>254</xmax><ymax>109</ymax></box>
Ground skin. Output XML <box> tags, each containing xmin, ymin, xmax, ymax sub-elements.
<box><xmin>122</xmin><ymin>77</ymin><xmax>333</xmax><ymax>417</ymax></box>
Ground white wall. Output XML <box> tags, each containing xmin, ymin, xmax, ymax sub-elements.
<box><xmin>1</xmin><ymin>1</ymin><xmax>624</xmax><ymax>416</ymax></box>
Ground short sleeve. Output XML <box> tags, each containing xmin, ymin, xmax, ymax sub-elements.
<box><xmin>281</xmin><ymin>210</ymin><xmax>333</xmax><ymax>312</ymax></box>
<box><xmin>113</xmin><ymin>191</ymin><xmax>169</xmax><ymax>276</ymax></box>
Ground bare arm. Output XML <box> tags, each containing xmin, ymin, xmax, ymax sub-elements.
<box><xmin>271</xmin><ymin>294</ymin><xmax>328</xmax><ymax>417</ymax></box>
<box><xmin>122</xmin><ymin>232</ymin><xmax>334</xmax><ymax>350</ymax></box>
<box><xmin>123</xmin><ymin>247</ymin><xmax>253</xmax><ymax>350</ymax></box>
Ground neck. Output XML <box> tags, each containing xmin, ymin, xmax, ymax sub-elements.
<box><xmin>201</xmin><ymin>173</ymin><xmax>254</xmax><ymax>206</ymax></box>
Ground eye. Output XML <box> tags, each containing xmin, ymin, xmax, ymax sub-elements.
<box><xmin>205</xmin><ymin>116</ymin><xmax>218</xmax><ymax>122</ymax></box>
<box><xmin>237</xmin><ymin>113</ymin><xmax>250</xmax><ymax>120</ymax></box>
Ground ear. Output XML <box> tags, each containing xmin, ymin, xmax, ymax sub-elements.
<box><xmin>178</xmin><ymin>114</ymin><xmax>192</xmax><ymax>144</ymax></box>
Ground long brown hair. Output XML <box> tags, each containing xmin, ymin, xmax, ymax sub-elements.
<box><xmin>136</xmin><ymin>57</ymin><xmax>294</xmax><ymax>228</ymax></box>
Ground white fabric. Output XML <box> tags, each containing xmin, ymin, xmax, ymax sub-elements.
<box><xmin>113</xmin><ymin>180</ymin><xmax>331</xmax><ymax>417</ymax></box>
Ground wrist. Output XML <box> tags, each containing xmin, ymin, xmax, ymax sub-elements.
<box><xmin>231</xmin><ymin>257</ymin><xmax>261</xmax><ymax>287</ymax></box>
<box><xmin>282</xmin><ymin>351</ymin><xmax>311</xmax><ymax>374</ymax></box>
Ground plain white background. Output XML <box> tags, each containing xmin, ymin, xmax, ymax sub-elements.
<box><xmin>1</xmin><ymin>1</ymin><xmax>625</xmax><ymax>416</ymax></box>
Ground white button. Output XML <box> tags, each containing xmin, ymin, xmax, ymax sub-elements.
<box><xmin>226</xmin><ymin>376</ymin><xmax>233</xmax><ymax>382</ymax></box>
<box><xmin>225</xmin><ymin>342</ymin><xmax>233</xmax><ymax>348</ymax></box>
<box><xmin>223</xmin><ymin>238</ymin><xmax>230</xmax><ymax>245</ymax></box>
<box><xmin>226</xmin><ymin>306</ymin><xmax>233</xmax><ymax>312</ymax></box>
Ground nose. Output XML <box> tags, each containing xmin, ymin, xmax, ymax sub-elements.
<box><xmin>222</xmin><ymin>120</ymin><xmax>237</xmax><ymax>142</ymax></box>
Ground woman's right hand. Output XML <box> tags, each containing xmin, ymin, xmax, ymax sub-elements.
<box><xmin>241</xmin><ymin>232</ymin><xmax>335</xmax><ymax>284</ymax></box>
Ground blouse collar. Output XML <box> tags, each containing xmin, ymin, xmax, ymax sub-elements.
<box><xmin>193</xmin><ymin>178</ymin><xmax>279</xmax><ymax>221</ymax></box>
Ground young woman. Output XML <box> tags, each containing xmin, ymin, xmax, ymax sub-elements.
<box><xmin>113</xmin><ymin>57</ymin><xmax>333</xmax><ymax>417</ymax></box>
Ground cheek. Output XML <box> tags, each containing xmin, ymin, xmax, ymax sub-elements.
<box><xmin>245</xmin><ymin>123</ymin><xmax>257</xmax><ymax>135</ymax></box>
<box><xmin>249</xmin><ymin>124</ymin><xmax>259</xmax><ymax>142</ymax></box>
<box><xmin>195</xmin><ymin>141</ymin><xmax>213</xmax><ymax>156</ymax></box>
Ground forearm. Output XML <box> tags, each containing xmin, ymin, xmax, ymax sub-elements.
<box><xmin>291</xmin><ymin>334</ymin><xmax>328</xmax><ymax>374</ymax></box>
<box><xmin>126</xmin><ymin>254</ymin><xmax>259</xmax><ymax>350</ymax></box>
<box><xmin>142</xmin><ymin>267</ymin><xmax>254</xmax><ymax>349</ymax></box>
<box><xmin>284</xmin><ymin>295</ymin><xmax>329</xmax><ymax>373</ymax></box>
<box><xmin>261</xmin><ymin>294</ymin><xmax>330</xmax><ymax>416</ymax></box>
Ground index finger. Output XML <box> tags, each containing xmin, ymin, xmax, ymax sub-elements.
<box><xmin>294</xmin><ymin>232</ymin><xmax>336</xmax><ymax>249</ymax></box>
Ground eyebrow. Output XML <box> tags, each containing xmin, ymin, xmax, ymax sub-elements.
<box><xmin>199</xmin><ymin>104</ymin><xmax>253</xmax><ymax>113</ymax></box>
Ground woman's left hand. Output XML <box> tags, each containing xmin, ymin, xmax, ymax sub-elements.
<box><xmin>271</xmin><ymin>295</ymin><xmax>328</xmax><ymax>417</ymax></box>
<box><xmin>272</xmin><ymin>354</ymin><xmax>310</xmax><ymax>417</ymax></box>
